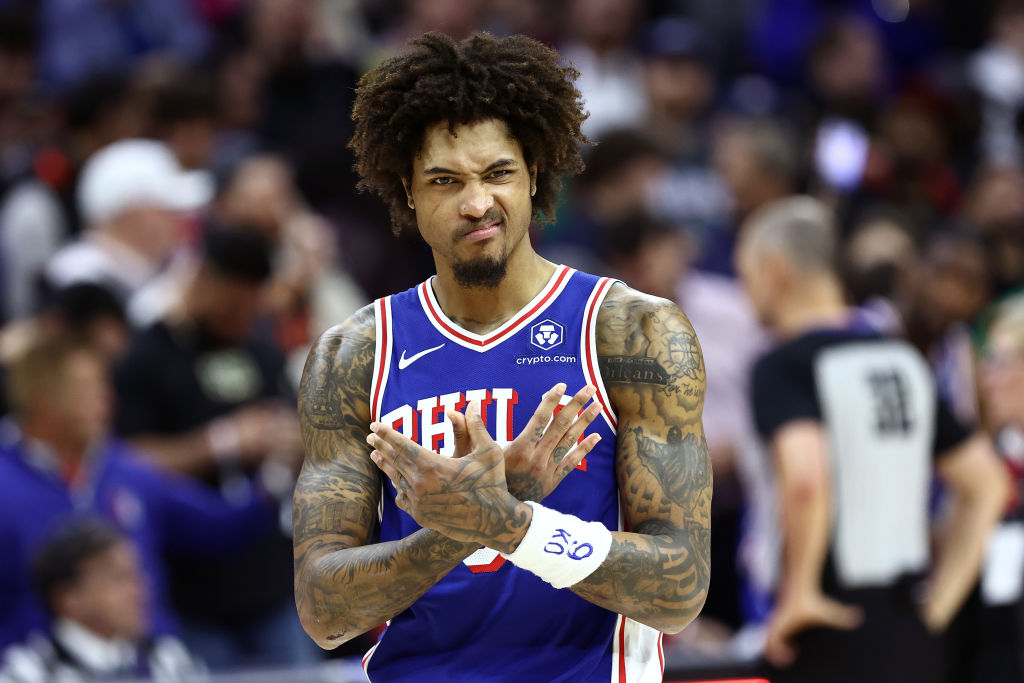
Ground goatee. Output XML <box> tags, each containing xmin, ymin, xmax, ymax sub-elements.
<box><xmin>452</xmin><ymin>256</ymin><xmax>507</xmax><ymax>289</ymax></box>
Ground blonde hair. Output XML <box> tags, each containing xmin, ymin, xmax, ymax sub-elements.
<box><xmin>990</xmin><ymin>295</ymin><xmax>1024</xmax><ymax>353</ymax></box>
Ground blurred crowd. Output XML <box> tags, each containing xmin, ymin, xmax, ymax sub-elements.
<box><xmin>0</xmin><ymin>0</ymin><xmax>1022</xmax><ymax>680</ymax></box>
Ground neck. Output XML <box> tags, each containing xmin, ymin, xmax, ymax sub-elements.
<box><xmin>773</xmin><ymin>276</ymin><xmax>849</xmax><ymax>338</ymax></box>
<box><xmin>431</xmin><ymin>245</ymin><xmax>555</xmax><ymax>334</ymax></box>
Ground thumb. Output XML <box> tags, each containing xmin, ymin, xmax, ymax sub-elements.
<box><xmin>465</xmin><ymin>400</ymin><xmax>489</xmax><ymax>441</ymax></box>
<box><xmin>764</xmin><ymin>634</ymin><xmax>798</xmax><ymax>668</ymax></box>
<box><xmin>820</xmin><ymin>599</ymin><xmax>863</xmax><ymax>631</ymax></box>
<box><xmin>447</xmin><ymin>409</ymin><xmax>471</xmax><ymax>458</ymax></box>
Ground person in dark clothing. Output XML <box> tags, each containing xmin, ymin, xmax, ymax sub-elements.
<box><xmin>735</xmin><ymin>195</ymin><xmax>1009</xmax><ymax>683</ymax></box>
<box><xmin>113</xmin><ymin>224</ymin><xmax>311</xmax><ymax>670</ymax></box>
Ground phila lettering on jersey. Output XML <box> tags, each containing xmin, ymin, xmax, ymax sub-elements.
<box><xmin>361</xmin><ymin>266</ymin><xmax>663</xmax><ymax>683</ymax></box>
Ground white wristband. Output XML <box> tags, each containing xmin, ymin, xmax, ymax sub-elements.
<box><xmin>500</xmin><ymin>502</ymin><xmax>613</xmax><ymax>589</ymax></box>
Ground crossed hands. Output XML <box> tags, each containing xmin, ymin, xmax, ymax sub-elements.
<box><xmin>366</xmin><ymin>383</ymin><xmax>602</xmax><ymax>554</ymax></box>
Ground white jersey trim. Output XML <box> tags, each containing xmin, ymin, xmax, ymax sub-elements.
<box><xmin>370</xmin><ymin>296</ymin><xmax>394</xmax><ymax>423</ymax></box>
<box><xmin>610</xmin><ymin>492</ymin><xmax>663</xmax><ymax>682</ymax></box>
<box><xmin>417</xmin><ymin>265</ymin><xmax>574</xmax><ymax>352</ymax></box>
<box><xmin>581</xmin><ymin>277</ymin><xmax>619</xmax><ymax>431</ymax></box>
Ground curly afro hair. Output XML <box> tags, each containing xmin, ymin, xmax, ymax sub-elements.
<box><xmin>350</xmin><ymin>32</ymin><xmax>590</xmax><ymax>234</ymax></box>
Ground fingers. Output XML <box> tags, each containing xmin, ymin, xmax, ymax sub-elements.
<box><xmin>368</xmin><ymin>421</ymin><xmax>423</xmax><ymax>468</ymax></box>
<box><xmin>366</xmin><ymin>423</ymin><xmax>423</xmax><ymax>492</ymax></box>
<box><xmin>464</xmin><ymin>400</ymin><xmax>489</xmax><ymax>442</ymax></box>
<box><xmin>553</xmin><ymin>402</ymin><xmax>601</xmax><ymax>460</ymax></box>
<box><xmin>368</xmin><ymin>441</ymin><xmax>403</xmax><ymax>492</ymax></box>
<box><xmin>763</xmin><ymin>630</ymin><xmax>797</xmax><ymax>668</ymax></box>
<box><xmin>555</xmin><ymin>433</ymin><xmax>601</xmax><ymax>479</ymax></box>
<box><xmin>518</xmin><ymin>383</ymin><xmax>567</xmax><ymax>447</ymax></box>
<box><xmin>447</xmin><ymin>409</ymin><xmax>471</xmax><ymax>459</ymax></box>
<box><xmin>538</xmin><ymin>385</ymin><xmax>597</xmax><ymax>455</ymax></box>
<box><xmin>820</xmin><ymin>600</ymin><xmax>863</xmax><ymax>631</ymax></box>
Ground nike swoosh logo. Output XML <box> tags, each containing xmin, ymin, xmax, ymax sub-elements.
<box><xmin>398</xmin><ymin>343</ymin><xmax>445</xmax><ymax>370</ymax></box>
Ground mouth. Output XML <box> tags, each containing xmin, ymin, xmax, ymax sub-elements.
<box><xmin>462</xmin><ymin>221</ymin><xmax>502</xmax><ymax>243</ymax></box>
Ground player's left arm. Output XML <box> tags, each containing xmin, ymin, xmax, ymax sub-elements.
<box><xmin>569</xmin><ymin>283</ymin><xmax>711</xmax><ymax>633</ymax></box>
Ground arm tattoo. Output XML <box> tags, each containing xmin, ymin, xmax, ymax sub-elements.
<box><xmin>570</xmin><ymin>284</ymin><xmax>712</xmax><ymax>633</ymax></box>
<box><xmin>294</xmin><ymin>305</ymin><xmax>477</xmax><ymax>646</ymax></box>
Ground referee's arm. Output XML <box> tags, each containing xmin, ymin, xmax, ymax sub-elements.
<box><xmin>926</xmin><ymin>432</ymin><xmax>1010</xmax><ymax>631</ymax></box>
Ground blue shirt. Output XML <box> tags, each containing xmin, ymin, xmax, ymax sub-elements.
<box><xmin>0</xmin><ymin>435</ymin><xmax>276</xmax><ymax>649</ymax></box>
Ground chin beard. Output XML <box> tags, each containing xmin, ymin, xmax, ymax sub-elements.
<box><xmin>452</xmin><ymin>256</ymin><xmax>508</xmax><ymax>289</ymax></box>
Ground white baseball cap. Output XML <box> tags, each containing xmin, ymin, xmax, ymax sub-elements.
<box><xmin>77</xmin><ymin>139</ymin><xmax>214</xmax><ymax>224</ymax></box>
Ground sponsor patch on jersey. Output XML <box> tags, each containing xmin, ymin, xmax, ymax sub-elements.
<box><xmin>530</xmin><ymin>318</ymin><xmax>564</xmax><ymax>350</ymax></box>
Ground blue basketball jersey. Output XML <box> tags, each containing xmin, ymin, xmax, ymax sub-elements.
<box><xmin>362</xmin><ymin>265</ymin><xmax>663</xmax><ymax>682</ymax></box>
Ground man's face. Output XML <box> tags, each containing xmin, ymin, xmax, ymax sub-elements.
<box><xmin>53</xmin><ymin>351</ymin><xmax>113</xmax><ymax>447</ymax></box>
<box><xmin>60</xmin><ymin>542</ymin><xmax>148</xmax><ymax>641</ymax></box>
<box><xmin>982</xmin><ymin>324</ymin><xmax>1024</xmax><ymax>429</ymax></box>
<box><xmin>406</xmin><ymin>118</ymin><xmax>536</xmax><ymax>288</ymax></box>
<box><xmin>196</xmin><ymin>271</ymin><xmax>265</xmax><ymax>345</ymax></box>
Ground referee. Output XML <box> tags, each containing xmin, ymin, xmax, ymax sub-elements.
<box><xmin>735</xmin><ymin>196</ymin><xmax>1009</xmax><ymax>683</ymax></box>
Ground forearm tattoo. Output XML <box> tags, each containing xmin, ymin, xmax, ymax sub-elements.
<box><xmin>294</xmin><ymin>305</ymin><xmax>476</xmax><ymax>645</ymax></box>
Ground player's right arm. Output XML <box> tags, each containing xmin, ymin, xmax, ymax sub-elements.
<box><xmin>293</xmin><ymin>304</ymin><xmax>478</xmax><ymax>649</ymax></box>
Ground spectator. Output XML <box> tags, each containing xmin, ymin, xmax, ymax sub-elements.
<box><xmin>560</xmin><ymin>0</ymin><xmax>647</xmax><ymax>138</ymax></box>
<box><xmin>605</xmin><ymin>212</ymin><xmax>690</xmax><ymax>302</ymax></box>
<box><xmin>0</xmin><ymin>518</ymin><xmax>204</xmax><ymax>682</ymax></box>
<box><xmin>975</xmin><ymin>296</ymin><xmax>1024</xmax><ymax>683</ymax></box>
<box><xmin>969</xmin><ymin>0</ymin><xmax>1024</xmax><ymax>166</ymax></box>
<box><xmin>704</xmin><ymin>116</ymin><xmax>801</xmax><ymax>275</ymax></box>
<box><xmin>543</xmin><ymin>128</ymin><xmax>667</xmax><ymax>270</ymax></box>
<box><xmin>641</xmin><ymin>17</ymin><xmax>732</xmax><ymax>244</ymax></box>
<box><xmin>113</xmin><ymin>225</ymin><xmax>310</xmax><ymax>670</ymax></box>
<box><xmin>0</xmin><ymin>335</ymin><xmax>276</xmax><ymax>649</ymax></box>
<box><xmin>0</xmin><ymin>70</ymin><xmax>148</xmax><ymax>322</ymax></box>
<box><xmin>0</xmin><ymin>283</ymin><xmax>129</xmax><ymax>418</ymax></box>
<box><xmin>37</xmin><ymin>0</ymin><xmax>209</xmax><ymax>92</ymax></box>
<box><xmin>149</xmin><ymin>63</ymin><xmax>218</xmax><ymax>172</ymax></box>
<box><xmin>211</xmin><ymin>154</ymin><xmax>366</xmax><ymax>386</ymax></box>
<box><xmin>736</xmin><ymin>196</ymin><xmax>1008</xmax><ymax>683</ymax></box>
<box><xmin>44</xmin><ymin>139</ymin><xmax>213</xmax><ymax>304</ymax></box>
<box><xmin>962</xmin><ymin>164</ymin><xmax>1024</xmax><ymax>299</ymax></box>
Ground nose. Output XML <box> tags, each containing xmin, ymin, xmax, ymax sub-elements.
<box><xmin>459</xmin><ymin>181</ymin><xmax>494</xmax><ymax>218</ymax></box>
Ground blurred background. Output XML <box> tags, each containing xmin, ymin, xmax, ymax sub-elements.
<box><xmin>0</xmin><ymin>0</ymin><xmax>1022</xmax><ymax>681</ymax></box>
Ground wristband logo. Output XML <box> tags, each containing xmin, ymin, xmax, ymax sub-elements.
<box><xmin>544</xmin><ymin>529</ymin><xmax>594</xmax><ymax>560</ymax></box>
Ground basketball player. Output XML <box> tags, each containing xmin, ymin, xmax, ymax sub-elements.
<box><xmin>736</xmin><ymin>196</ymin><xmax>1009</xmax><ymax>683</ymax></box>
<box><xmin>293</xmin><ymin>33</ymin><xmax>711</xmax><ymax>682</ymax></box>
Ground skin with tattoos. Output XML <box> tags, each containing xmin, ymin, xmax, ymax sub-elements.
<box><xmin>363</xmin><ymin>282</ymin><xmax>712</xmax><ymax>633</ymax></box>
<box><xmin>294</xmin><ymin>304</ymin><xmax>606</xmax><ymax>647</ymax></box>
<box><xmin>294</xmin><ymin>39</ymin><xmax>710</xmax><ymax>667</ymax></box>
<box><xmin>294</xmin><ymin>306</ymin><xmax>477</xmax><ymax>647</ymax></box>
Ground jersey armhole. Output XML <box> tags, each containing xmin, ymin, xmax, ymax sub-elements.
<box><xmin>369</xmin><ymin>296</ymin><xmax>393</xmax><ymax>423</ymax></box>
<box><xmin>580</xmin><ymin>277</ymin><xmax>618</xmax><ymax>432</ymax></box>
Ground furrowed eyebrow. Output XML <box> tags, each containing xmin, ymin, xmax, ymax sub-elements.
<box><xmin>422</xmin><ymin>159</ymin><xmax>517</xmax><ymax>176</ymax></box>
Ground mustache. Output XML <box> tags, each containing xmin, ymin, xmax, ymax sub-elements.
<box><xmin>452</xmin><ymin>209</ymin><xmax>504</xmax><ymax>241</ymax></box>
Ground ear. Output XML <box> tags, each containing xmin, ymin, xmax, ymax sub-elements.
<box><xmin>401</xmin><ymin>178</ymin><xmax>414</xmax><ymax>210</ymax></box>
<box><xmin>52</xmin><ymin>586</ymin><xmax>78</xmax><ymax>620</ymax></box>
<box><xmin>529</xmin><ymin>166</ymin><xmax>538</xmax><ymax>197</ymax></box>
<box><xmin>764</xmin><ymin>251</ymin><xmax>793</xmax><ymax>292</ymax></box>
